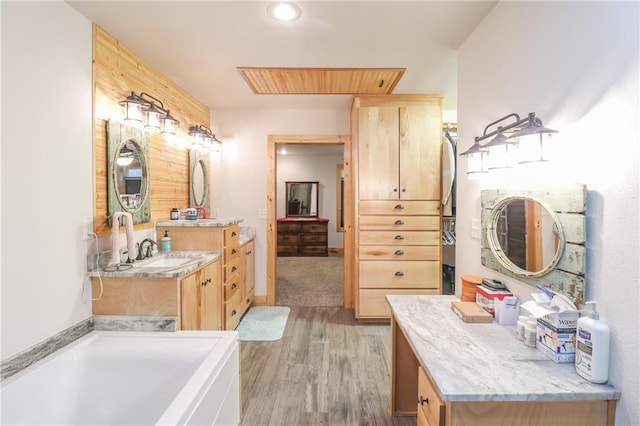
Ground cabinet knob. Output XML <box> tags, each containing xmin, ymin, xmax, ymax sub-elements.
<box><xmin>232</xmin><ymin>283</ymin><xmax>237</xmax><ymax>289</ymax></box>
<box><xmin>231</xmin><ymin>231</ymin><xmax>237</xmax><ymax>237</ymax></box>
<box><xmin>206</xmin><ymin>278</ymin><xmax>212</xmax><ymax>283</ymax></box>
<box><xmin>402</xmin><ymin>188</ymin><xmax>406</xmax><ymax>192</ymax></box>
<box><xmin>395</xmin><ymin>250</ymin><xmax>404</xmax><ymax>256</ymax></box>
<box><xmin>231</xmin><ymin>309</ymin><xmax>237</xmax><ymax>316</ymax></box>
<box><xmin>394</xmin><ymin>204</ymin><xmax>404</xmax><ymax>210</ymax></box>
<box><xmin>232</xmin><ymin>248</ymin><xmax>237</xmax><ymax>254</ymax></box>
<box><xmin>419</xmin><ymin>396</ymin><xmax>429</xmax><ymax>405</ymax></box>
<box><xmin>395</xmin><ymin>271</ymin><xmax>405</xmax><ymax>277</ymax></box>
<box><xmin>393</xmin><ymin>188</ymin><xmax>398</xmax><ymax>192</ymax></box>
<box><xmin>247</xmin><ymin>250</ymin><xmax>252</xmax><ymax>255</ymax></box>
<box><xmin>232</xmin><ymin>266</ymin><xmax>237</xmax><ymax>272</ymax></box>
<box><xmin>394</xmin><ymin>235</ymin><xmax>404</xmax><ymax>240</ymax></box>
<box><xmin>394</xmin><ymin>219</ymin><xmax>404</xmax><ymax>225</ymax></box>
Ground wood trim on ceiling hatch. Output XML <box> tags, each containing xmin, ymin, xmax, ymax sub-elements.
<box><xmin>237</xmin><ymin>67</ymin><xmax>405</xmax><ymax>95</ymax></box>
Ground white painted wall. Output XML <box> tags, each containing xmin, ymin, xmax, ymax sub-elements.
<box><xmin>209</xmin><ymin>109</ymin><xmax>349</xmax><ymax>298</ymax></box>
<box><xmin>276</xmin><ymin>151</ymin><xmax>344</xmax><ymax>249</ymax></box>
<box><xmin>457</xmin><ymin>2</ymin><xmax>639</xmax><ymax>425</ymax></box>
<box><xmin>0</xmin><ymin>3</ymin><xmax>94</xmax><ymax>359</ymax></box>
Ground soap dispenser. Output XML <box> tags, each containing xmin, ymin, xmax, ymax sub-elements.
<box><xmin>575</xmin><ymin>301</ymin><xmax>610</xmax><ymax>383</ymax></box>
<box><xmin>160</xmin><ymin>230</ymin><xmax>172</xmax><ymax>253</ymax></box>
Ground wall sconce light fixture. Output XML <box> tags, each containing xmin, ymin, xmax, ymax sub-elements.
<box><xmin>459</xmin><ymin>112</ymin><xmax>557</xmax><ymax>174</ymax></box>
<box><xmin>189</xmin><ymin>124</ymin><xmax>222</xmax><ymax>150</ymax></box>
<box><xmin>119</xmin><ymin>91</ymin><xmax>180</xmax><ymax>135</ymax></box>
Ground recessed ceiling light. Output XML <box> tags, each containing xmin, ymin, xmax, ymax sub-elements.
<box><xmin>267</xmin><ymin>1</ymin><xmax>302</xmax><ymax>22</ymax></box>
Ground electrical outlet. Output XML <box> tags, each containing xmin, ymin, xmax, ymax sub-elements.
<box><xmin>82</xmin><ymin>219</ymin><xmax>94</xmax><ymax>241</ymax></box>
<box><xmin>258</xmin><ymin>208</ymin><xmax>267</xmax><ymax>219</ymax></box>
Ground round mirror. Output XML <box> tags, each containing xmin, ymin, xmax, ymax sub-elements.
<box><xmin>191</xmin><ymin>159</ymin><xmax>206</xmax><ymax>206</ymax></box>
<box><xmin>113</xmin><ymin>139</ymin><xmax>148</xmax><ymax>212</ymax></box>
<box><xmin>486</xmin><ymin>195</ymin><xmax>565</xmax><ymax>277</ymax></box>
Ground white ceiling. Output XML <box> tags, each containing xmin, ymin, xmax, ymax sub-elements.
<box><xmin>67</xmin><ymin>0</ymin><xmax>497</xmax><ymax>111</ymax></box>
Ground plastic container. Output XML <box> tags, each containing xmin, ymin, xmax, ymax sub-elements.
<box><xmin>461</xmin><ymin>275</ymin><xmax>482</xmax><ymax>302</ymax></box>
<box><xmin>524</xmin><ymin>317</ymin><xmax>537</xmax><ymax>347</ymax></box>
<box><xmin>575</xmin><ymin>301</ymin><xmax>610</xmax><ymax>383</ymax></box>
<box><xmin>516</xmin><ymin>315</ymin><xmax>528</xmax><ymax>340</ymax></box>
<box><xmin>160</xmin><ymin>230</ymin><xmax>172</xmax><ymax>253</ymax></box>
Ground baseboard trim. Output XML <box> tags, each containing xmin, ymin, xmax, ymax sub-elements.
<box><xmin>252</xmin><ymin>296</ymin><xmax>269</xmax><ymax>306</ymax></box>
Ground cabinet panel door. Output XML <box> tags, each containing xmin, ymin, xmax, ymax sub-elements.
<box><xmin>181</xmin><ymin>272</ymin><xmax>202</xmax><ymax>330</ymax></box>
<box><xmin>358</xmin><ymin>106</ymin><xmax>399</xmax><ymax>200</ymax></box>
<box><xmin>202</xmin><ymin>262</ymin><xmax>221</xmax><ymax>330</ymax></box>
<box><xmin>399</xmin><ymin>105</ymin><xmax>441</xmax><ymax>200</ymax></box>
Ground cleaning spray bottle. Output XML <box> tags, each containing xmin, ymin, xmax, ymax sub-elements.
<box><xmin>575</xmin><ymin>301</ymin><xmax>610</xmax><ymax>383</ymax></box>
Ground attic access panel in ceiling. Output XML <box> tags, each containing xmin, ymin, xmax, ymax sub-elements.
<box><xmin>237</xmin><ymin>67</ymin><xmax>405</xmax><ymax>95</ymax></box>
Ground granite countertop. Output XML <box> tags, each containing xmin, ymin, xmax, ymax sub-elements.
<box><xmin>156</xmin><ymin>218</ymin><xmax>244</xmax><ymax>227</ymax></box>
<box><xmin>387</xmin><ymin>295</ymin><xmax>621</xmax><ymax>403</ymax></box>
<box><xmin>91</xmin><ymin>251</ymin><xmax>221</xmax><ymax>278</ymax></box>
<box><xmin>240</xmin><ymin>232</ymin><xmax>255</xmax><ymax>246</ymax></box>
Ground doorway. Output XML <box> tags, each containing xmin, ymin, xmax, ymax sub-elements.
<box><xmin>266</xmin><ymin>134</ymin><xmax>353</xmax><ymax>308</ymax></box>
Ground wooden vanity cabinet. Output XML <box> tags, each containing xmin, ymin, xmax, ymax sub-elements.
<box><xmin>353</xmin><ymin>95</ymin><xmax>443</xmax><ymax>320</ymax></box>
<box><xmin>240</xmin><ymin>240</ymin><xmax>255</xmax><ymax>313</ymax></box>
<box><xmin>91</xmin><ymin>258</ymin><xmax>222</xmax><ymax>330</ymax></box>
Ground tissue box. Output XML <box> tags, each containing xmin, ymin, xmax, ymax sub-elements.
<box><xmin>475</xmin><ymin>286</ymin><xmax>513</xmax><ymax>316</ymax></box>
<box><xmin>521</xmin><ymin>300</ymin><xmax>579</xmax><ymax>330</ymax></box>
<box><xmin>536</xmin><ymin>321</ymin><xmax>576</xmax><ymax>363</ymax></box>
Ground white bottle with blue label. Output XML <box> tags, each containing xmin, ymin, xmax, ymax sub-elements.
<box><xmin>575</xmin><ymin>301</ymin><xmax>610</xmax><ymax>383</ymax></box>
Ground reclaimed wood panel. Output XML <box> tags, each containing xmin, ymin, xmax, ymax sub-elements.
<box><xmin>93</xmin><ymin>25</ymin><xmax>209</xmax><ymax>237</ymax></box>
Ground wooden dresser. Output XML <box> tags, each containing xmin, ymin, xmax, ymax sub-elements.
<box><xmin>277</xmin><ymin>218</ymin><xmax>329</xmax><ymax>257</ymax></box>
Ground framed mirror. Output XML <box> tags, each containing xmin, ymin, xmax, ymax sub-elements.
<box><xmin>189</xmin><ymin>149</ymin><xmax>210</xmax><ymax>216</ymax></box>
<box><xmin>107</xmin><ymin>120</ymin><xmax>151</xmax><ymax>224</ymax></box>
<box><xmin>481</xmin><ymin>184</ymin><xmax>586</xmax><ymax>304</ymax></box>
<box><xmin>286</xmin><ymin>181</ymin><xmax>319</xmax><ymax>217</ymax></box>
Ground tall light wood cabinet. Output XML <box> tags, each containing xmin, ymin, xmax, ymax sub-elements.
<box><xmin>353</xmin><ymin>95</ymin><xmax>443</xmax><ymax>320</ymax></box>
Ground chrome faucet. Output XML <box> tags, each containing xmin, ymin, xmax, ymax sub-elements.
<box><xmin>136</xmin><ymin>238</ymin><xmax>157</xmax><ymax>260</ymax></box>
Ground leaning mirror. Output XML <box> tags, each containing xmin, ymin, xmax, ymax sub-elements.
<box><xmin>286</xmin><ymin>181</ymin><xmax>319</xmax><ymax>217</ymax></box>
<box><xmin>189</xmin><ymin>149</ymin><xmax>210</xmax><ymax>216</ymax></box>
<box><xmin>481</xmin><ymin>184</ymin><xmax>586</xmax><ymax>304</ymax></box>
<box><xmin>107</xmin><ymin>121</ymin><xmax>151</xmax><ymax>224</ymax></box>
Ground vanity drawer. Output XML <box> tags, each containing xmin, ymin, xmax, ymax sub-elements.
<box><xmin>359</xmin><ymin>231</ymin><xmax>440</xmax><ymax>246</ymax></box>
<box><xmin>359</xmin><ymin>200</ymin><xmax>440</xmax><ymax>216</ymax></box>
<box><xmin>224</xmin><ymin>290</ymin><xmax>243</xmax><ymax>330</ymax></box>
<box><xmin>418</xmin><ymin>366</ymin><xmax>445</xmax><ymax>426</ymax></box>
<box><xmin>358</xmin><ymin>289</ymin><xmax>439</xmax><ymax>318</ymax></box>
<box><xmin>359</xmin><ymin>216</ymin><xmax>440</xmax><ymax>231</ymax></box>
<box><xmin>224</xmin><ymin>243</ymin><xmax>240</xmax><ymax>261</ymax></box>
<box><xmin>224</xmin><ymin>225</ymin><xmax>240</xmax><ymax>245</ymax></box>
<box><xmin>359</xmin><ymin>260</ymin><xmax>440</xmax><ymax>288</ymax></box>
<box><xmin>224</xmin><ymin>277</ymin><xmax>241</xmax><ymax>301</ymax></box>
<box><xmin>224</xmin><ymin>257</ymin><xmax>241</xmax><ymax>282</ymax></box>
<box><xmin>359</xmin><ymin>245</ymin><xmax>440</xmax><ymax>261</ymax></box>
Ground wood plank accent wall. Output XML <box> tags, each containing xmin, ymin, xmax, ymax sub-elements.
<box><xmin>92</xmin><ymin>25</ymin><xmax>210</xmax><ymax>237</ymax></box>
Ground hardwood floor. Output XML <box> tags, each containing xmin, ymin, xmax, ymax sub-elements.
<box><xmin>240</xmin><ymin>306</ymin><xmax>416</xmax><ymax>426</ymax></box>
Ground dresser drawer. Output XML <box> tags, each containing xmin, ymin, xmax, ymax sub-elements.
<box><xmin>359</xmin><ymin>230</ymin><xmax>440</xmax><ymax>246</ymax></box>
<box><xmin>359</xmin><ymin>245</ymin><xmax>440</xmax><ymax>261</ymax></box>
<box><xmin>359</xmin><ymin>200</ymin><xmax>440</xmax><ymax>215</ymax></box>
<box><xmin>277</xmin><ymin>222</ymin><xmax>302</xmax><ymax>233</ymax></box>
<box><xmin>359</xmin><ymin>215</ymin><xmax>440</xmax><ymax>231</ymax></box>
<box><xmin>359</xmin><ymin>260</ymin><xmax>440</xmax><ymax>288</ymax></box>
<box><xmin>301</xmin><ymin>233</ymin><xmax>327</xmax><ymax>244</ymax></box>
<box><xmin>224</xmin><ymin>225</ymin><xmax>240</xmax><ymax>245</ymax></box>
<box><xmin>277</xmin><ymin>245</ymin><xmax>300</xmax><ymax>256</ymax></box>
<box><xmin>300</xmin><ymin>245</ymin><xmax>328</xmax><ymax>256</ymax></box>
<box><xmin>301</xmin><ymin>222</ymin><xmax>328</xmax><ymax>233</ymax></box>
<box><xmin>224</xmin><ymin>257</ymin><xmax>241</xmax><ymax>281</ymax></box>
<box><xmin>418</xmin><ymin>366</ymin><xmax>445</xmax><ymax>426</ymax></box>
<box><xmin>358</xmin><ymin>289</ymin><xmax>439</xmax><ymax>318</ymax></box>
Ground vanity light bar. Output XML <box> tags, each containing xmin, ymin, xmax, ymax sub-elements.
<box><xmin>119</xmin><ymin>91</ymin><xmax>180</xmax><ymax>136</ymax></box>
<box><xmin>189</xmin><ymin>124</ymin><xmax>222</xmax><ymax>151</ymax></box>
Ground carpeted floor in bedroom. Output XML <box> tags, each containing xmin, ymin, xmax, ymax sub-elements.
<box><xmin>276</xmin><ymin>253</ymin><xmax>343</xmax><ymax>307</ymax></box>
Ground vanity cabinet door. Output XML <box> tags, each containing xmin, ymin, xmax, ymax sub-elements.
<box><xmin>418</xmin><ymin>366</ymin><xmax>445</xmax><ymax>426</ymax></box>
<box><xmin>241</xmin><ymin>241</ymin><xmax>255</xmax><ymax>310</ymax></box>
<box><xmin>181</xmin><ymin>259</ymin><xmax>221</xmax><ymax>330</ymax></box>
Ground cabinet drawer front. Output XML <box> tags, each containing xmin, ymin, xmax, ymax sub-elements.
<box><xmin>359</xmin><ymin>245</ymin><xmax>440</xmax><ymax>261</ymax></box>
<box><xmin>358</xmin><ymin>289</ymin><xmax>439</xmax><ymax>318</ymax></box>
<box><xmin>359</xmin><ymin>216</ymin><xmax>440</xmax><ymax>231</ymax></box>
<box><xmin>277</xmin><ymin>245</ymin><xmax>299</xmax><ymax>256</ymax></box>
<box><xmin>224</xmin><ymin>277</ymin><xmax>241</xmax><ymax>301</ymax></box>
<box><xmin>418</xmin><ymin>367</ymin><xmax>445</xmax><ymax>426</ymax></box>
<box><xmin>224</xmin><ymin>243</ymin><xmax>240</xmax><ymax>261</ymax></box>
<box><xmin>359</xmin><ymin>261</ymin><xmax>440</xmax><ymax>288</ymax></box>
<box><xmin>301</xmin><ymin>222</ymin><xmax>327</xmax><ymax>233</ymax></box>
<box><xmin>359</xmin><ymin>200</ymin><xmax>440</xmax><ymax>215</ymax></box>
<box><xmin>224</xmin><ymin>225</ymin><xmax>240</xmax><ymax>245</ymax></box>
<box><xmin>277</xmin><ymin>222</ymin><xmax>301</xmax><ymax>233</ymax></box>
<box><xmin>224</xmin><ymin>290</ymin><xmax>243</xmax><ymax>330</ymax></box>
<box><xmin>301</xmin><ymin>233</ymin><xmax>327</xmax><ymax>243</ymax></box>
<box><xmin>359</xmin><ymin>231</ymin><xmax>440</xmax><ymax>246</ymax></box>
<box><xmin>277</xmin><ymin>234</ymin><xmax>300</xmax><ymax>243</ymax></box>
<box><xmin>224</xmin><ymin>257</ymin><xmax>241</xmax><ymax>281</ymax></box>
<box><xmin>300</xmin><ymin>246</ymin><xmax>328</xmax><ymax>256</ymax></box>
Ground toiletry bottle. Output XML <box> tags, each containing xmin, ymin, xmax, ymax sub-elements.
<box><xmin>171</xmin><ymin>208</ymin><xmax>180</xmax><ymax>220</ymax></box>
<box><xmin>524</xmin><ymin>317</ymin><xmax>537</xmax><ymax>347</ymax></box>
<box><xmin>575</xmin><ymin>301</ymin><xmax>610</xmax><ymax>383</ymax></box>
<box><xmin>160</xmin><ymin>230</ymin><xmax>172</xmax><ymax>253</ymax></box>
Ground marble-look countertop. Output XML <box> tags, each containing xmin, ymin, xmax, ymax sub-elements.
<box><xmin>156</xmin><ymin>218</ymin><xmax>244</xmax><ymax>227</ymax></box>
<box><xmin>91</xmin><ymin>251</ymin><xmax>221</xmax><ymax>278</ymax></box>
<box><xmin>240</xmin><ymin>232</ymin><xmax>255</xmax><ymax>246</ymax></box>
<box><xmin>387</xmin><ymin>295</ymin><xmax>621</xmax><ymax>403</ymax></box>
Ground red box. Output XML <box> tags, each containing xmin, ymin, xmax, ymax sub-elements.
<box><xmin>475</xmin><ymin>285</ymin><xmax>513</xmax><ymax>316</ymax></box>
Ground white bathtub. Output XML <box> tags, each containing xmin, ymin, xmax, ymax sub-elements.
<box><xmin>0</xmin><ymin>331</ymin><xmax>240</xmax><ymax>425</ymax></box>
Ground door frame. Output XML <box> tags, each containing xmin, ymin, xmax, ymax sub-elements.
<box><xmin>266</xmin><ymin>134</ymin><xmax>353</xmax><ymax>307</ymax></box>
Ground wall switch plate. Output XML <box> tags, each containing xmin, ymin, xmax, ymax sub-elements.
<box><xmin>258</xmin><ymin>208</ymin><xmax>267</xmax><ymax>219</ymax></box>
<box><xmin>82</xmin><ymin>219</ymin><xmax>94</xmax><ymax>241</ymax></box>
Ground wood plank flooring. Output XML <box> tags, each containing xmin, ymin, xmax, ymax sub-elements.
<box><xmin>240</xmin><ymin>307</ymin><xmax>416</xmax><ymax>426</ymax></box>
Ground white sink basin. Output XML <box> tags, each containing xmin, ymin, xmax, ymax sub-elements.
<box><xmin>137</xmin><ymin>257</ymin><xmax>194</xmax><ymax>268</ymax></box>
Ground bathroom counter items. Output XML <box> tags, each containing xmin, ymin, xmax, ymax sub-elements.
<box><xmin>156</xmin><ymin>218</ymin><xmax>244</xmax><ymax>227</ymax></box>
<box><xmin>388</xmin><ymin>295</ymin><xmax>620</xmax><ymax>425</ymax></box>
